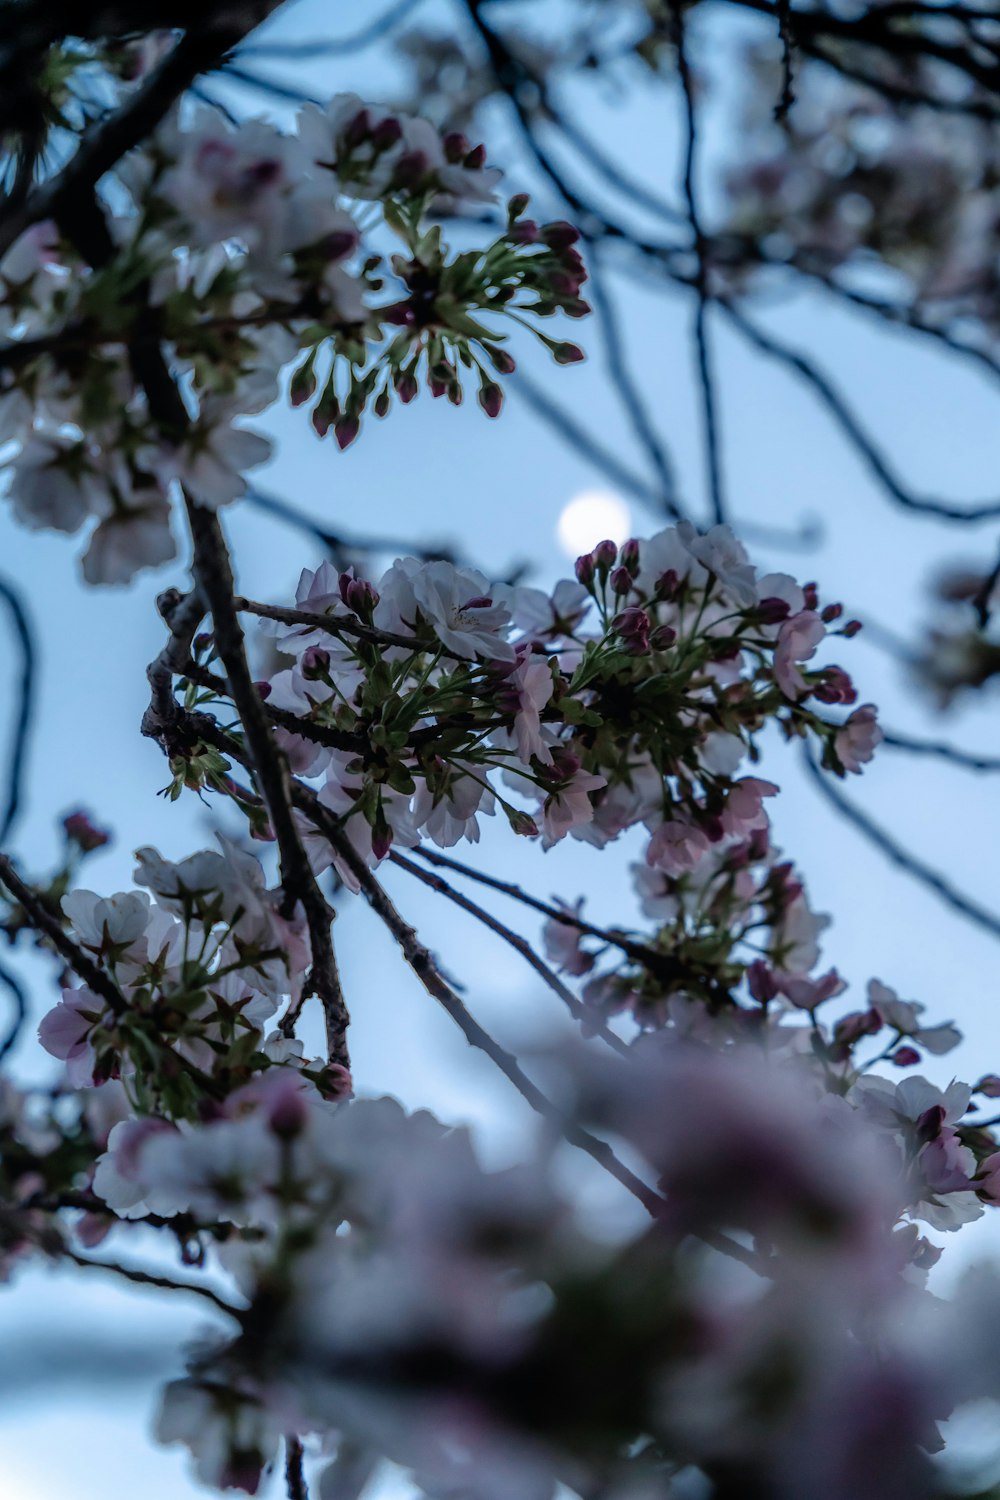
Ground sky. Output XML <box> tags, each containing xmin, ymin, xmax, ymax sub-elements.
<box><xmin>3</xmin><ymin>1</ymin><xmax>1000</xmax><ymax>1495</ymax></box>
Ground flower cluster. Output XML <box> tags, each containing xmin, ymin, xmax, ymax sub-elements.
<box><xmin>170</xmin><ymin>521</ymin><xmax>879</xmax><ymax>1018</ymax></box>
<box><xmin>34</xmin><ymin>839</ymin><xmax>343</xmax><ymax>1120</ymax></box>
<box><xmin>0</xmin><ymin>92</ymin><xmax>586</xmax><ymax>584</ymax></box>
<box><xmin>721</xmin><ymin>54</ymin><xmax>1000</xmax><ymax>335</ymax></box>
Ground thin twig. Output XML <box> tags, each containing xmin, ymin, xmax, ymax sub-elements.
<box><xmin>0</xmin><ymin>853</ymin><xmax>126</xmax><ymax>1014</ymax></box>
<box><xmin>60</xmin><ymin>1245</ymin><xmax>240</xmax><ymax>1317</ymax></box>
<box><xmin>295</xmin><ymin>791</ymin><xmax>665</xmax><ymax>1217</ymax></box>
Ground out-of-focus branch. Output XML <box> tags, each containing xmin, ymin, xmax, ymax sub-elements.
<box><xmin>0</xmin><ymin>577</ymin><xmax>36</xmax><ymax>846</ymax></box>
<box><xmin>719</xmin><ymin>301</ymin><xmax>1000</xmax><ymax>524</ymax></box>
<box><xmin>0</xmin><ymin>955</ymin><xmax>28</xmax><ymax>1062</ymax></box>
<box><xmin>802</xmin><ymin>749</ymin><xmax>1000</xmax><ymax>944</ymax></box>
<box><xmin>882</xmin><ymin>731</ymin><xmax>1000</xmax><ymax>773</ymax></box>
<box><xmin>669</xmin><ymin>3</ymin><xmax>726</xmax><ymax>525</ymax></box>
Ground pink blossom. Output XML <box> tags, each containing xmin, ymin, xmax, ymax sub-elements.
<box><xmin>835</xmin><ymin>703</ymin><xmax>883</xmax><ymax>773</ymax></box>
<box><xmin>38</xmin><ymin>988</ymin><xmax>109</xmax><ymax>1085</ymax></box>
<box><xmin>719</xmin><ymin>776</ymin><xmax>778</xmax><ymax>839</ymax></box>
<box><xmin>508</xmin><ymin>657</ymin><xmax>555</xmax><ymax>766</ymax></box>
<box><xmin>773</xmin><ymin>610</ymin><xmax>826</xmax><ymax>700</ymax></box>
<box><xmin>646</xmin><ymin>817</ymin><xmax>711</xmax><ymax>875</ymax></box>
<box><xmin>542</xmin><ymin>767</ymin><xmax>606</xmax><ymax>841</ymax></box>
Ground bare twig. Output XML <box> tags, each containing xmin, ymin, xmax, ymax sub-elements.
<box><xmin>295</xmin><ymin>791</ymin><xmax>664</xmax><ymax>1217</ymax></box>
<box><xmin>0</xmin><ymin>8</ymin><xmax>287</xmax><ymax>257</ymax></box>
<box><xmin>60</xmin><ymin>1245</ymin><xmax>240</xmax><ymax>1318</ymax></box>
<box><xmin>388</xmin><ymin>848</ymin><xmax>632</xmax><ymax>1056</ymax></box>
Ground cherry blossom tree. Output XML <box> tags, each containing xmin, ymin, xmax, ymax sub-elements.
<box><xmin>3</xmin><ymin>4</ymin><xmax>1000</xmax><ymax>1499</ymax></box>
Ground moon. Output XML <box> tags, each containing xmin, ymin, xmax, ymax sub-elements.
<box><xmin>556</xmin><ymin>490</ymin><xmax>632</xmax><ymax>558</ymax></box>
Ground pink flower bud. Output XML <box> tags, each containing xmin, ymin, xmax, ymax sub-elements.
<box><xmin>619</xmin><ymin>538</ymin><xmax>640</xmax><ymax>574</ymax></box>
<box><xmin>609</xmin><ymin>565</ymin><xmax>632</xmax><ymax>596</ymax></box>
<box><xmin>443</xmin><ymin>131</ymin><xmax>469</xmax><ymax>163</ymax></box>
<box><xmin>463</xmin><ymin>143</ymin><xmax>487</xmax><ymax>169</ymax></box>
<box><xmin>803</xmin><ymin>582</ymin><xmax>819</xmax><ymax>610</ymax></box>
<box><xmin>371</xmin><ymin>115</ymin><xmax>402</xmax><ymax>150</ymax></box>
<box><xmin>394</xmin><ymin>370</ymin><xmax>418</xmax><ymax>404</ymax></box>
<box><xmin>345</xmin><ymin>108</ymin><xmax>373</xmax><ymax>148</ymax></box>
<box><xmin>892</xmin><ymin>1046</ymin><xmax>921</xmax><ymax>1068</ymax></box>
<box><xmin>509</xmin><ymin>810</ymin><xmax>540</xmax><ymax>837</ymax></box>
<box><xmin>575</xmin><ymin>552</ymin><xmax>596</xmax><ymax>587</ymax></box>
<box><xmin>821</xmin><ymin>603</ymin><xmax>843</xmax><ymax>623</ymax></box>
<box><xmin>543</xmin><ymin>220</ymin><xmax>581</xmax><ymax>250</ymax></box>
<box><xmin>746</xmin><ymin>958</ymin><xmax>778</xmax><ymax>1003</ymax></box>
<box><xmin>507</xmin><ymin>193</ymin><xmax>530</xmax><ymax>220</ymax></box>
<box><xmin>301</xmin><ymin>647</ymin><xmax>330</xmax><ymax>680</ymax></box>
<box><xmin>552</xmin><ymin>341</ymin><xmax>585</xmax><ymax>365</ymax></box>
<box><xmin>757</xmin><ymin>596</ymin><xmax>791</xmax><ymax>624</ymax></box>
<box><xmin>334</xmin><ymin>414</ymin><xmax>360</xmax><ymax>450</ymax></box>
<box><xmin>478</xmin><ymin>382</ymin><xmax>503</xmax><ymax>418</ymax></box>
<box><xmin>593</xmin><ymin>539</ymin><xmax>618</xmax><ymax>572</ymax></box>
<box><xmin>63</xmin><ymin>811</ymin><xmax>111</xmax><ymax>852</ymax></box>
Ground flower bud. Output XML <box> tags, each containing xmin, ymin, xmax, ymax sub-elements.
<box><xmin>289</xmin><ymin>361</ymin><xmax>317</xmax><ymax>408</ymax></box>
<box><xmin>301</xmin><ymin>647</ymin><xmax>330</xmax><ymax>680</ymax></box>
<box><xmin>892</xmin><ymin>1046</ymin><xmax>921</xmax><ymax>1068</ymax></box>
<box><xmin>464</xmin><ymin>143</ymin><xmax>487</xmax><ymax>169</ymax></box>
<box><xmin>593</xmin><ymin>538</ymin><xmax>618</xmax><ymax>574</ymax></box>
<box><xmin>609</xmin><ymin>565</ymin><xmax>632</xmax><ymax>596</ymax></box>
<box><xmin>394</xmin><ymin>369</ymin><xmax>418</xmax><ymax>404</ymax></box>
<box><xmin>334</xmin><ymin>414</ymin><xmax>360</xmax><ymax>450</ymax></box>
<box><xmin>478</xmin><ymin>381</ymin><xmax>504</xmax><ymax>418</ymax></box>
<box><xmin>371</xmin><ymin>115</ymin><xmax>402</xmax><ymax>151</ymax></box>
<box><xmin>575</xmin><ymin>552</ymin><xmax>596</xmax><ymax>588</ymax></box>
<box><xmin>508</xmin><ymin>810</ymin><xmax>540</xmax><ymax>837</ymax></box>
<box><xmin>552</xmin><ymin>341</ymin><xmax>585</xmax><ymax>365</ymax></box>
<box><xmin>803</xmin><ymin>582</ymin><xmax>819</xmax><ymax>610</ymax></box>
<box><xmin>63</xmin><ymin>810</ymin><xmax>111</xmax><ymax>853</ymax></box>
<box><xmin>756</xmin><ymin>596</ymin><xmax>791</xmax><ymax>625</ymax></box>
<box><xmin>655</xmin><ymin>568</ymin><xmax>680</xmax><ymax>602</ymax></box>
<box><xmin>650</xmin><ymin>624</ymin><xmax>677</xmax><ymax>650</ymax></box>
<box><xmin>619</xmin><ymin>538</ymin><xmax>640</xmax><ymax>575</ymax></box>
<box><xmin>746</xmin><ymin>958</ymin><xmax>778</xmax><ymax>1004</ymax></box>
<box><xmin>443</xmin><ymin>131</ymin><xmax>469</xmax><ymax>163</ymax></box>
<box><xmin>821</xmin><ymin>602</ymin><xmax>843</xmax><ymax>623</ymax></box>
<box><xmin>485</xmin><ymin>346</ymin><xmax>516</xmax><ymax>375</ymax></box>
<box><xmin>507</xmin><ymin>192</ymin><xmax>530</xmax><ymax>222</ymax></box>
<box><xmin>543</xmin><ymin>220</ymin><xmax>581</xmax><ymax>250</ymax></box>
<box><xmin>345</xmin><ymin>107</ymin><xmax>373</xmax><ymax>148</ymax></box>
